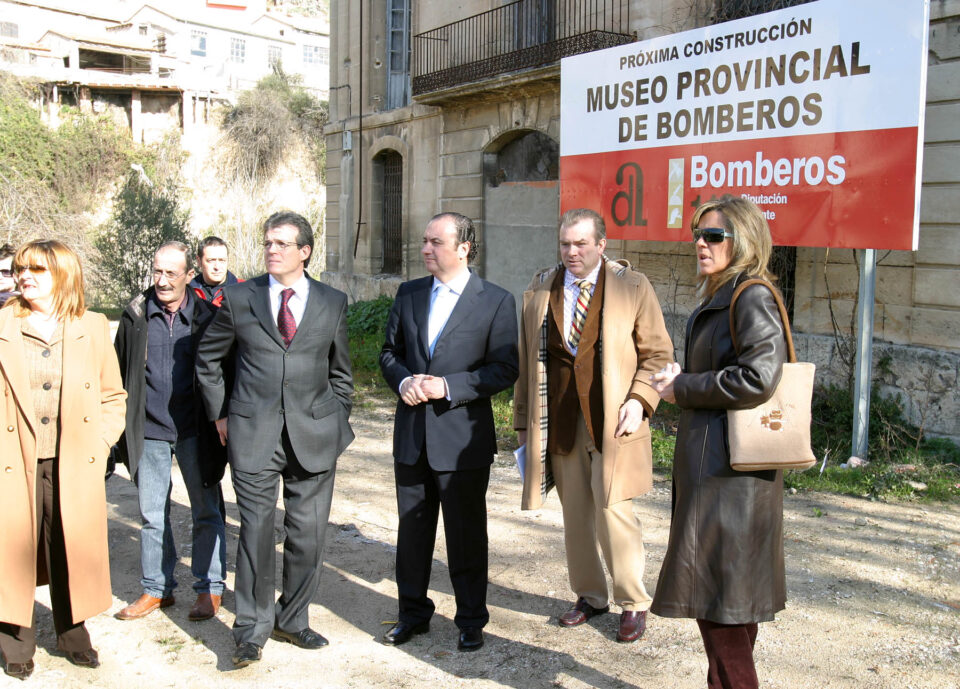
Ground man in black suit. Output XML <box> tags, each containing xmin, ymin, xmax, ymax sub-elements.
<box><xmin>196</xmin><ymin>211</ymin><xmax>354</xmax><ymax>668</ymax></box>
<box><xmin>379</xmin><ymin>212</ymin><xmax>518</xmax><ymax>652</ymax></box>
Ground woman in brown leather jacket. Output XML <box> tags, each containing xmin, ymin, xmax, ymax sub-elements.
<box><xmin>650</xmin><ymin>196</ymin><xmax>788</xmax><ymax>689</ymax></box>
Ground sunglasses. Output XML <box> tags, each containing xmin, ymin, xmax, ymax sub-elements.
<box><xmin>14</xmin><ymin>264</ymin><xmax>48</xmax><ymax>274</ymax></box>
<box><xmin>0</xmin><ymin>268</ymin><xmax>12</xmax><ymax>278</ymax></box>
<box><xmin>692</xmin><ymin>228</ymin><xmax>734</xmax><ymax>243</ymax></box>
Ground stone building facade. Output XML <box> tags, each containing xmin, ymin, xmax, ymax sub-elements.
<box><xmin>323</xmin><ymin>0</ymin><xmax>960</xmax><ymax>441</ymax></box>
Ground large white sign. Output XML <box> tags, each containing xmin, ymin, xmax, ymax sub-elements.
<box><xmin>560</xmin><ymin>0</ymin><xmax>929</xmax><ymax>250</ymax></box>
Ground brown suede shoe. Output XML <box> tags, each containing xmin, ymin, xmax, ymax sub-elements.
<box><xmin>3</xmin><ymin>659</ymin><xmax>34</xmax><ymax>680</ymax></box>
<box><xmin>67</xmin><ymin>648</ymin><xmax>100</xmax><ymax>668</ymax></box>
<box><xmin>188</xmin><ymin>593</ymin><xmax>222</xmax><ymax>621</ymax></box>
<box><xmin>616</xmin><ymin>610</ymin><xmax>647</xmax><ymax>643</ymax></box>
<box><xmin>115</xmin><ymin>593</ymin><xmax>175</xmax><ymax>620</ymax></box>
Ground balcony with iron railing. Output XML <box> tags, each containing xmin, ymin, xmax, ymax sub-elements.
<box><xmin>412</xmin><ymin>0</ymin><xmax>633</xmax><ymax>99</ymax></box>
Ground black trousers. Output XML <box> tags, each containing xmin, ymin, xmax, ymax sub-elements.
<box><xmin>697</xmin><ymin>619</ymin><xmax>760</xmax><ymax>689</ymax></box>
<box><xmin>394</xmin><ymin>451</ymin><xmax>490</xmax><ymax>630</ymax></box>
<box><xmin>0</xmin><ymin>457</ymin><xmax>92</xmax><ymax>664</ymax></box>
<box><xmin>230</xmin><ymin>426</ymin><xmax>336</xmax><ymax>647</ymax></box>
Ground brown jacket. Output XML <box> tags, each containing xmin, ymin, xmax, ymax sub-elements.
<box><xmin>651</xmin><ymin>275</ymin><xmax>787</xmax><ymax>624</ymax></box>
<box><xmin>514</xmin><ymin>259</ymin><xmax>673</xmax><ymax>509</ymax></box>
<box><xmin>0</xmin><ymin>308</ymin><xmax>127</xmax><ymax>627</ymax></box>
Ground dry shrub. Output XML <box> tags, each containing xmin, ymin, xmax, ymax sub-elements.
<box><xmin>217</xmin><ymin>66</ymin><xmax>328</xmax><ymax>187</ymax></box>
<box><xmin>218</xmin><ymin>88</ymin><xmax>293</xmax><ymax>186</ymax></box>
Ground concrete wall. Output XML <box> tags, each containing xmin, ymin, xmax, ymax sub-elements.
<box><xmin>484</xmin><ymin>180</ymin><xmax>559</xmax><ymax>315</ymax></box>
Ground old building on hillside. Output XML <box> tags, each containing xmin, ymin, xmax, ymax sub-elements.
<box><xmin>324</xmin><ymin>0</ymin><xmax>960</xmax><ymax>441</ymax></box>
<box><xmin>0</xmin><ymin>0</ymin><xmax>330</xmax><ymax>142</ymax></box>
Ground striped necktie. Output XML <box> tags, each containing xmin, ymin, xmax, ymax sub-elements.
<box><xmin>568</xmin><ymin>279</ymin><xmax>593</xmax><ymax>351</ymax></box>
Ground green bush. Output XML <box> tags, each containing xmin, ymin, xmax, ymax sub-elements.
<box><xmin>0</xmin><ymin>74</ymin><xmax>135</xmax><ymax>253</ymax></box>
<box><xmin>785</xmin><ymin>384</ymin><xmax>960</xmax><ymax>501</ymax></box>
<box><xmin>95</xmin><ymin>170</ymin><xmax>189</xmax><ymax>306</ymax></box>
<box><xmin>346</xmin><ymin>296</ymin><xmax>393</xmax><ymax>391</ymax></box>
<box><xmin>347</xmin><ymin>295</ymin><xmax>393</xmax><ymax>338</ymax></box>
<box><xmin>0</xmin><ymin>78</ymin><xmax>56</xmax><ymax>183</ymax></box>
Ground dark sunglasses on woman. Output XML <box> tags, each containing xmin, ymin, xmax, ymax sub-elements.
<box><xmin>692</xmin><ymin>228</ymin><xmax>734</xmax><ymax>243</ymax></box>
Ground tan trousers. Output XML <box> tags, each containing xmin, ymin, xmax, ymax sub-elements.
<box><xmin>551</xmin><ymin>414</ymin><xmax>652</xmax><ymax>612</ymax></box>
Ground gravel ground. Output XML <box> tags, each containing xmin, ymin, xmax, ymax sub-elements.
<box><xmin>7</xmin><ymin>396</ymin><xmax>960</xmax><ymax>689</ymax></box>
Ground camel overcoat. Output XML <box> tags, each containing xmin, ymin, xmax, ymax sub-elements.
<box><xmin>514</xmin><ymin>259</ymin><xmax>673</xmax><ymax>510</ymax></box>
<box><xmin>0</xmin><ymin>307</ymin><xmax>127</xmax><ymax>628</ymax></box>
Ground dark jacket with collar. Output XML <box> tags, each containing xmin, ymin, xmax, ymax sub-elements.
<box><xmin>379</xmin><ymin>271</ymin><xmax>519</xmax><ymax>471</ymax></box>
<box><xmin>112</xmin><ymin>287</ymin><xmax>228</xmax><ymax>487</ymax></box>
<box><xmin>189</xmin><ymin>271</ymin><xmax>241</xmax><ymax>308</ymax></box>
<box><xmin>651</xmin><ymin>273</ymin><xmax>787</xmax><ymax>624</ymax></box>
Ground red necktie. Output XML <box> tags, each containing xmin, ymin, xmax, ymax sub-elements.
<box><xmin>278</xmin><ymin>288</ymin><xmax>297</xmax><ymax>347</ymax></box>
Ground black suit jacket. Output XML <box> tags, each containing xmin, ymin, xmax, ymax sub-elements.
<box><xmin>380</xmin><ymin>272</ymin><xmax>518</xmax><ymax>471</ymax></box>
<box><xmin>196</xmin><ymin>274</ymin><xmax>354</xmax><ymax>473</ymax></box>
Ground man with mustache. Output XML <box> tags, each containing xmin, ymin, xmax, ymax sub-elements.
<box><xmin>113</xmin><ymin>241</ymin><xmax>228</xmax><ymax>623</ymax></box>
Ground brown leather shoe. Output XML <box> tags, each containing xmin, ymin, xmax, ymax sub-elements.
<box><xmin>115</xmin><ymin>593</ymin><xmax>175</xmax><ymax>620</ymax></box>
<box><xmin>616</xmin><ymin>610</ymin><xmax>647</xmax><ymax>642</ymax></box>
<box><xmin>188</xmin><ymin>593</ymin><xmax>222</xmax><ymax>621</ymax></box>
<box><xmin>558</xmin><ymin>597</ymin><xmax>609</xmax><ymax>627</ymax></box>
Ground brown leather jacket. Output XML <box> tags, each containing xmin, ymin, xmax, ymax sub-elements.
<box><xmin>652</xmin><ymin>274</ymin><xmax>788</xmax><ymax>624</ymax></box>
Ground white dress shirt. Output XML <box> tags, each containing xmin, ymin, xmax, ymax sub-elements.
<box><xmin>427</xmin><ymin>268</ymin><xmax>471</xmax><ymax>356</ymax></box>
<box><xmin>563</xmin><ymin>260</ymin><xmax>602</xmax><ymax>356</ymax></box>
<box><xmin>398</xmin><ymin>268</ymin><xmax>471</xmax><ymax>398</ymax></box>
<box><xmin>269</xmin><ymin>273</ymin><xmax>310</xmax><ymax>326</ymax></box>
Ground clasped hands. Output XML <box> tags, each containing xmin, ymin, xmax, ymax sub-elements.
<box><xmin>400</xmin><ymin>374</ymin><xmax>447</xmax><ymax>406</ymax></box>
<box><xmin>650</xmin><ymin>362</ymin><xmax>682</xmax><ymax>404</ymax></box>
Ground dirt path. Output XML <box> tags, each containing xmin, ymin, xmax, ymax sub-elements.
<box><xmin>8</xmin><ymin>396</ymin><xmax>960</xmax><ymax>689</ymax></box>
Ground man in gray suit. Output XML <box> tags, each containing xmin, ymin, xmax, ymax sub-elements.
<box><xmin>196</xmin><ymin>211</ymin><xmax>354</xmax><ymax>668</ymax></box>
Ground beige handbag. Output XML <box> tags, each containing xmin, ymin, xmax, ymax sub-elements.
<box><xmin>727</xmin><ymin>279</ymin><xmax>816</xmax><ymax>472</ymax></box>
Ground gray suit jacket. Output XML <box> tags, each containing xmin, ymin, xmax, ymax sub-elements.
<box><xmin>196</xmin><ymin>274</ymin><xmax>354</xmax><ymax>473</ymax></box>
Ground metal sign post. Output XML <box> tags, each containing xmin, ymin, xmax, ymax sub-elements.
<box><xmin>851</xmin><ymin>248</ymin><xmax>877</xmax><ymax>459</ymax></box>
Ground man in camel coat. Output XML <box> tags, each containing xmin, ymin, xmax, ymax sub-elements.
<box><xmin>514</xmin><ymin>208</ymin><xmax>673</xmax><ymax>644</ymax></box>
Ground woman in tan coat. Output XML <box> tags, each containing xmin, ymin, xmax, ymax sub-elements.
<box><xmin>0</xmin><ymin>240</ymin><xmax>126</xmax><ymax>679</ymax></box>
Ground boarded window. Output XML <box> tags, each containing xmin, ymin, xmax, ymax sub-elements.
<box><xmin>381</xmin><ymin>151</ymin><xmax>403</xmax><ymax>274</ymax></box>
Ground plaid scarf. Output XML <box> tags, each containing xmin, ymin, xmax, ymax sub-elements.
<box><xmin>535</xmin><ymin>308</ymin><xmax>555</xmax><ymax>501</ymax></box>
<box><xmin>532</xmin><ymin>258</ymin><xmax>627</xmax><ymax>503</ymax></box>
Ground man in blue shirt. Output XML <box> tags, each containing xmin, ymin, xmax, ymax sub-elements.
<box><xmin>113</xmin><ymin>241</ymin><xmax>228</xmax><ymax>623</ymax></box>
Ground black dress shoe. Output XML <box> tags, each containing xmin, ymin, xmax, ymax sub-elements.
<box><xmin>3</xmin><ymin>659</ymin><xmax>34</xmax><ymax>680</ymax></box>
<box><xmin>232</xmin><ymin>642</ymin><xmax>262</xmax><ymax>668</ymax></box>
<box><xmin>559</xmin><ymin>597</ymin><xmax>610</xmax><ymax>627</ymax></box>
<box><xmin>68</xmin><ymin>648</ymin><xmax>100</xmax><ymax>668</ymax></box>
<box><xmin>271</xmin><ymin>627</ymin><xmax>329</xmax><ymax>649</ymax></box>
<box><xmin>382</xmin><ymin>620</ymin><xmax>429</xmax><ymax>646</ymax></box>
<box><xmin>457</xmin><ymin>627</ymin><xmax>484</xmax><ymax>652</ymax></box>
